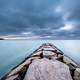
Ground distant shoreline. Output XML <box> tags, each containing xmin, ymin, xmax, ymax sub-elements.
<box><xmin>0</xmin><ymin>38</ymin><xmax>4</xmax><ymax>40</ymax></box>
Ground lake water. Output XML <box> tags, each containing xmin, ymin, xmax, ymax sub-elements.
<box><xmin>0</xmin><ymin>40</ymin><xmax>80</xmax><ymax>78</ymax></box>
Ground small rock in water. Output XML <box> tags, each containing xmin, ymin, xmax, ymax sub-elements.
<box><xmin>24</xmin><ymin>58</ymin><xmax>73</xmax><ymax>80</ymax></box>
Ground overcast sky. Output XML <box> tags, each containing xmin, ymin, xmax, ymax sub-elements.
<box><xmin>0</xmin><ymin>0</ymin><xmax>80</xmax><ymax>39</ymax></box>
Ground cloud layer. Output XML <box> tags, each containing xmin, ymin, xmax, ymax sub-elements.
<box><xmin>0</xmin><ymin>0</ymin><xmax>80</xmax><ymax>39</ymax></box>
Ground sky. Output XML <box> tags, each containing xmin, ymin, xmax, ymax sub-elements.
<box><xmin>0</xmin><ymin>0</ymin><xmax>80</xmax><ymax>39</ymax></box>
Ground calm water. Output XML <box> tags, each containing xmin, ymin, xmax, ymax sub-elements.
<box><xmin>0</xmin><ymin>40</ymin><xmax>80</xmax><ymax>78</ymax></box>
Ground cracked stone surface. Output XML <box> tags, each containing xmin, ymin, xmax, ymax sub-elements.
<box><xmin>24</xmin><ymin>58</ymin><xmax>73</xmax><ymax>80</ymax></box>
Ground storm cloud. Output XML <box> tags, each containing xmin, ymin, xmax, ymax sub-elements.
<box><xmin>0</xmin><ymin>0</ymin><xmax>80</xmax><ymax>39</ymax></box>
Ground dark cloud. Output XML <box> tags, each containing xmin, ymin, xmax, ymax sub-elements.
<box><xmin>62</xmin><ymin>0</ymin><xmax>80</xmax><ymax>21</ymax></box>
<box><xmin>0</xmin><ymin>0</ymin><xmax>80</xmax><ymax>39</ymax></box>
<box><xmin>0</xmin><ymin>0</ymin><xmax>60</xmax><ymax>34</ymax></box>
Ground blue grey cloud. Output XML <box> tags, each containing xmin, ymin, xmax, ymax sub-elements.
<box><xmin>0</xmin><ymin>0</ymin><xmax>80</xmax><ymax>39</ymax></box>
<box><xmin>61</xmin><ymin>0</ymin><xmax>80</xmax><ymax>21</ymax></box>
